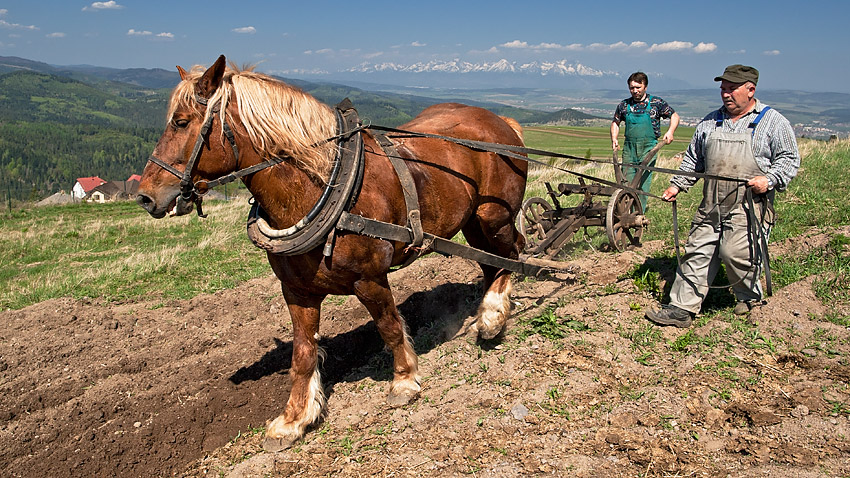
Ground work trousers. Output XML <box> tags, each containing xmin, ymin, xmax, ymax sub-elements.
<box><xmin>668</xmin><ymin>203</ymin><xmax>768</xmax><ymax>314</ymax></box>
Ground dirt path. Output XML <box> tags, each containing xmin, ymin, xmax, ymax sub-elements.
<box><xmin>1</xmin><ymin>233</ymin><xmax>849</xmax><ymax>477</ymax></box>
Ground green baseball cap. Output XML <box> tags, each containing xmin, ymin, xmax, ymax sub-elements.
<box><xmin>714</xmin><ymin>64</ymin><xmax>759</xmax><ymax>85</ymax></box>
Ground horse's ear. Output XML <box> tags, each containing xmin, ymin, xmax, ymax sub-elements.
<box><xmin>198</xmin><ymin>55</ymin><xmax>226</xmax><ymax>99</ymax></box>
<box><xmin>177</xmin><ymin>65</ymin><xmax>189</xmax><ymax>81</ymax></box>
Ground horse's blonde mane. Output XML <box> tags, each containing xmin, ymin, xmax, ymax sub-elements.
<box><xmin>167</xmin><ymin>63</ymin><xmax>337</xmax><ymax>182</ymax></box>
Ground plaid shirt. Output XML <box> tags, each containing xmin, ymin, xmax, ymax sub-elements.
<box><xmin>672</xmin><ymin>100</ymin><xmax>799</xmax><ymax>192</ymax></box>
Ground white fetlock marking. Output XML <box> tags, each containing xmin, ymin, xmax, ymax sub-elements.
<box><xmin>476</xmin><ymin>284</ymin><xmax>512</xmax><ymax>338</ymax></box>
<box><xmin>266</xmin><ymin>362</ymin><xmax>326</xmax><ymax>441</ymax></box>
<box><xmin>388</xmin><ymin>326</ymin><xmax>421</xmax><ymax>405</ymax></box>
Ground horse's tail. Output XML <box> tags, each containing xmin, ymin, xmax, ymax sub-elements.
<box><xmin>499</xmin><ymin>116</ymin><xmax>524</xmax><ymax>145</ymax></box>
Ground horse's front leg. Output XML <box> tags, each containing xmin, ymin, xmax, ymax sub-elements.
<box><xmin>264</xmin><ymin>289</ymin><xmax>325</xmax><ymax>452</ymax></box>
<box><xmin>353</xmin><ymin>276</ymin><xmax>421</xmax><ymax>407</ymax></box>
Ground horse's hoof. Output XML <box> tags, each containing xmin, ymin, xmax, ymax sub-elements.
<box><xmin>478</xmin><ymin>325</ymin><xmax>501</xmax><ymax>340</ymax></box>
<box><xmin>387</xmin><ymin>388</ymin><xmax>418</xmax><ymax>408</ymax></box>
<box><xmin>263</xmin><ymin>436</ymin><xmax>296</xmax><ymax>452</ymax></box>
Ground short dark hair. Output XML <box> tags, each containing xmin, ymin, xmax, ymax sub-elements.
<box><xmin>628</xmin><ymin>72</ymin><xmax>648</xmax><ymax>86</ymax></box>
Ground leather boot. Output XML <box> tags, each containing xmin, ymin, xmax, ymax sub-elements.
<box><xmin>646</xmin><ymin>304</ymin><xmax>694</xmax><ymax>328</ymax></box>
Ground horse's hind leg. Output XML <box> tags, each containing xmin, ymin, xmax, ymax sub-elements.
<box><xmin>353</xmin><ymin>276</ymin><xmax>421</xmax><ymax>407</ymax></box>
<box><xmin>463</xmin><ymin>203</ymin><xmax>525</xmax><ymax>340</ymax></box>
<box><xmin>264</xmin><ymin>289</ymin><xmax>326</xmax><ymax>452</ymax></box>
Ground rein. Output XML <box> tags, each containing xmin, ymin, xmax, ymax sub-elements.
<box><xmin>145</xmin><ymin>93</ymin><xmax>770</xmax><ymax>279</ymax></box>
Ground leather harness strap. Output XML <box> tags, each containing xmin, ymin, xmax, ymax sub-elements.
<box><xmin>371</xmin><ymin>131</ymin><xmax>425</xmax><ymax>248</ymax></box>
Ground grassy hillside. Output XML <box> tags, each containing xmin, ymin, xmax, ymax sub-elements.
<box><xmin>0</xmin><ymin>71</ymin><xmax>167</xmax><ymax>127</ymax></box>
<box><xmin>0</xmin><ymin>71</ymin><xmax>168</xmax><ymax>200</ymax></box>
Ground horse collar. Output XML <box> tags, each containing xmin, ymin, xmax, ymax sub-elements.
<box><xmin>245</xmin><ymin>99</ymin><xmax>365</xmax><ymax>256</ymax></box>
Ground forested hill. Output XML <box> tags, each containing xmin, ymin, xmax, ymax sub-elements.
<box><xmin>0</xmin><ymin>71</ymin><xmax>168</xmax><ymax>200</ymax></box>
<box><xmin>0</xmin><ymin>64</ymin><xmax>598</xmax><ymax>202</ymax></box>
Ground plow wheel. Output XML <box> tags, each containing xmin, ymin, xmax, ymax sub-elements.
<box><xmin>606</xmin><ymin>189</ymin><xmax>645</xmax><ymax>251</ymax></box>
<box><xmin>518</xmin><ymin>197</ymin><xmax>553</xmax><ymax>252</ymax></box>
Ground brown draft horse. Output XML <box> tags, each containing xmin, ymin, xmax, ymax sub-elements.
<box><xmin>136</xmin><ymin>56</ymin><xmax>528</xmax><ymax>451</ymax></box>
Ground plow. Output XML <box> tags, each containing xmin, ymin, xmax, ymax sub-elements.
<box><xmin>518</xmin><ymin>142</ymin><xmax>664</xmax><ymax>258</ymax></box>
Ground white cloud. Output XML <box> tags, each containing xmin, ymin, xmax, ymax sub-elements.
<box><xmin>468</xmin><ymin>46</ymin><xmax>501</xmax><ymax>55</ymax></box>
<box><xmin>0</xmin><ymin>9</ymin><xmax>38</xmax><ymax>31</ymax></box>
<box><xmin>647</xmin><ymin>41</ymin><xmax>693</xmax><ymax>53</ymax></box>
<box><xmin>500</xmin><ymin>40</ymin><xmax>529</xmax><ymax>49</ymax></box>
<box><xmin>127</xmin><ymin>29</ymin><xmax>172</xmax><ymax>39</ymax></box>
<box><xmin>232</xmin><ymin>26</ymin><xmax>256</xmax><ymax>34</ymax></box>
<box><xmin>411</xmin><ymin>41</ymin><xmax>426</xmax><ymax>47</ymax></box>
<box><xmin>47</xmin><ymin>32</ymin><xmax>65</xmax><ymax>38</ymax></box>
<box><xmin>83</xmin><ymin>1</ymin><xmax>123</xmax><ymax>12</ymax></box>
<box><xmin>763</xmin><ymin>49</ymin><xmax>781</xmax><ymax>56</ymax></box>
<box><xmin>503</xmin><ymin>39</ymin><xmax>715</xmax><ymax>53</ymax></box>
<box><xmin>694</xmin><ymin>42</ymin><xmax>717</xmax><ymax>53</ymax></box>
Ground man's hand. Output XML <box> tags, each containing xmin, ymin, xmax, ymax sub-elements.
<box><xmin>748</xmin><ymin>175</ymin><xmax>771</xmax><ymax>194</ymax></box>
<box><xmin>661</xmin><ymin>185</ymin><xmax>680</xmax><ymax>202</ymax></box>
<box><xmin>662</xmin><ymin>131</ymin><xmax>675</xmax><ymax>145</ymax></box>
<box><xmin>612</xmin><ymin>138</ymin><xmax>620</xmax><ymax>151</ymax></box>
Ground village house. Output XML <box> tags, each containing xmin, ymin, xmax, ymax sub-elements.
<box><xmin>72</xmin><ymin>175</ymin><xmax>140</xmax><ymax>203</ymax></box>
<box><xmin>71</xmin><ymin>176</ymin><xmax>106</xmax><ymax>200</ymax></box>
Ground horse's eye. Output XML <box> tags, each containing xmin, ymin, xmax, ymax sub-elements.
<box><xmin>174</xmin><ymin>118</ymin><xmax>190</xmax><ymax>128</ymax></box>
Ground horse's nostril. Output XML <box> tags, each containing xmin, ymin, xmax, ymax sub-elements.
<box><xmin>136</xmin><ymin>194</ymin><xmax>154</xmax><ymax>212</ymax></box>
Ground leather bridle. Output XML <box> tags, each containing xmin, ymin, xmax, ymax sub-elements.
<box><xmin>145</xmin><ymin>94</ymin><xmax>241</xmax><ymax>216</ymax></box>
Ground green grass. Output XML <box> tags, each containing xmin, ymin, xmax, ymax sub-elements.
<box><xmin>0</xmin><ymin>197</ymin><xmax>269</xmax><ymax>309</ymax></box>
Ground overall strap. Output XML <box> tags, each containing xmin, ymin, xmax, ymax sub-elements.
<box><xmin>748</xmin><ymin>106</ymin><xmax>771</xmax><ymax>136</ymax></box>
<box><xmin>715</xmin><ymin>106</ymin><xmax>771</xmax><ymax>136</ymax></box>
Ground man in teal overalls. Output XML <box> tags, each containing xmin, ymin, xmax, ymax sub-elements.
<box><xmin>610</xmin><ymin>72</ymin><xmax>680</xmax><ymax>211</ymax></box>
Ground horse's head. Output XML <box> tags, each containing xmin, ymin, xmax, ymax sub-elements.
<box><xmin>137</xmin><ymin>55</ymin><xmax>239</xmax><ymax>218</ymax></box>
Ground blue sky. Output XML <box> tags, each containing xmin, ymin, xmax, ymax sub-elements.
<box><xmin>1</xmin><ymin>0</ymin><xmax>848</xmax><ymax>92</ymax></box>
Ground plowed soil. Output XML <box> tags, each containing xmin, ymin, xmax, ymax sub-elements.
<box><xmin>2</xmin><ymin>230</ymin><xmax>849</xmax><ymax>477</ymax></box>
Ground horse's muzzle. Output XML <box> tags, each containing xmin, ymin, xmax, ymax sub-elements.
<box><xmin>136</xmin><ymin>192</ymin><xmax>194</xmax><ymax>218</ymax></box>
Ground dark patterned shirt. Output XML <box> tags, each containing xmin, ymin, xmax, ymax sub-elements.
<box><xmin>612</xmin><ymin>95</ymin><xmax>676</xmax><ymax>139</ymax></box>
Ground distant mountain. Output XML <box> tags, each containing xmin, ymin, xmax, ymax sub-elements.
<box><xmin>0</xmin><ymin>56</ymin><xmax>59</xmax><ymax>75</ymax></box>
<box><xmin>284</xmin><ymin>78</ymin><xmax>598</xmax><ymax>126</ymax></box>
<box><xmin>346</xmin><ymin>59</ymin><xmax>611</xmax><ymax>76</ymax></box>
<box><xmin>293</xmin><ymin>58</ymin><xmax>693</xmax><ymax>90</ymax></box>
<box><xmin>58</xmin><ymin>65</ymin><xmax>180</xmax><ymax>90</ymax></box>
<box><xmin>0</xmin><ymin>70</ymin><xmax>168</xmax><ymax>128</ymax></box>
<box><xmin>0</xmin><ymin>55</ymin><xmax>179</xmax><ymax>90</ymax></box>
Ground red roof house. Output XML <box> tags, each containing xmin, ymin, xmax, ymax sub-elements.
<box><xmin>72</xmin><ymin>176</ymin><xmax>107</xmax><ymax>200</ymax></box>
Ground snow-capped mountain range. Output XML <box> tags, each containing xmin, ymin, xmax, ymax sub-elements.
<box><xmin>345</xmin><ymin>59</ymin><xmax>613</xmax><ymax>77</ymax></box>
<box><xmin>298</xmin><ymin>58</ymin><xmax>644</xmax><ymax>89</ymax></box>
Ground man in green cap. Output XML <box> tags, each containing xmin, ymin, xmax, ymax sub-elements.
<box><xmin>645</xmin><ymin>64</ymin><xmax>800</xmax><ymax>327</ymax></box>
<box><xmin>610</xmin><ymin>71</ymin><xmax>680</xmax><ymax>212</ymax></box>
